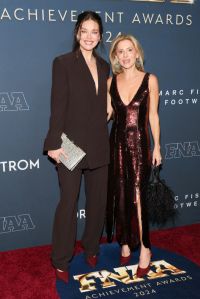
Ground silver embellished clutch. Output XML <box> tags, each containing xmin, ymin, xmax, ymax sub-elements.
<box><xmin>59</xmin><ymin>133</ymin><xmax>86</xmax><ymax>171</ymax></box>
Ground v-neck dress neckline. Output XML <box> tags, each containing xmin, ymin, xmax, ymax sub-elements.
<box><xmin>115</xmin><ymin>73</ymin><xmax>147</xmax><ymax>107</ymax></box>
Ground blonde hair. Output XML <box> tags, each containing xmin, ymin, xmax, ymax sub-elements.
<box><xmin>109</xmin><ymin>34</ymin><xmax>144</xmax><ymax>74</ymax></box>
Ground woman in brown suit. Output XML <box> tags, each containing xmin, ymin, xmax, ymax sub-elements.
<box><xmin>44</xmin><ymin>11</ymin><xmax>110</xmax><ymax>283</ymax></box>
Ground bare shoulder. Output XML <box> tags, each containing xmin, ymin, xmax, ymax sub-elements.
<box><xmin>149</xmin><ymin>73</ymin><xmax>158</xmax><ymax>84</ymax></box>
<box><xmin>149</xmin><ymin>73</ymin><xmax>159</xmax><ymax>90</ymax></box>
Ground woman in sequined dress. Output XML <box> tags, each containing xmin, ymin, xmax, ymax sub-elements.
<box><xmin>106</xmin><ymin>34</ymin><xmax>162</xmax><ymax>277</ymax></box>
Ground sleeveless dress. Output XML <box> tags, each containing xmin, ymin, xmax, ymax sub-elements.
<box><xmin>106</xmin><ymin>72</ymin><xmax>152</xmax><ymax>251</ymax></box>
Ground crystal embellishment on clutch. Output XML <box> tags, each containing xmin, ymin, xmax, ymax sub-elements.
<box><xmin>59</xmin><ymin>133</ymin><xmax>86</xmax><ymax>171</ymax></box>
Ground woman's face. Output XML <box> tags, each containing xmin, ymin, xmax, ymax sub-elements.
<box><xmin>115</xmin><ymin>39</ymin><xmax>138</xmax><ymax>70</ymax></box>
<box><xmin>77</xmin><ymin>19</ymin><xmax>100</xmax><ymax>52</ymax></box>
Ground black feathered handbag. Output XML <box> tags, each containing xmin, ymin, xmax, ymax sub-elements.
<box><xmin>147</xmin><ymin>166</ymin><xmax>178</xmax><ymax>226</ymax></box>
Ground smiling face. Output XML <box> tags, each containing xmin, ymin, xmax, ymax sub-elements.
<box><xmin>115</xmin><ymin>39</ymin><xmax>138</xmax><ymax>70</ymax></box>
<box><xmin>77</xmin><ymin>19</ymin><xmax>101</xmax><ymax>52</ymax></box>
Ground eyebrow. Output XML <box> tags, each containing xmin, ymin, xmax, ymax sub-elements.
<box><xmin>117</xmin><ymin>46</ymin><xmax>134</xmax><ymax>50</ymax></box>
<box><xmin>81</xmin><ymin>27</ymin><xmax>99</xmax><ymax>31</ymax></box>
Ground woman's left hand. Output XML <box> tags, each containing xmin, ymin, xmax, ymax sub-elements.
<box><xmin>152</xmin><ymin>147</ymin><xmax>162</xmax><ymax>166</ymax></box>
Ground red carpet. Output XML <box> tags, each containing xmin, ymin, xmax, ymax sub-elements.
<box><xmin>151</xmin><ymin>223</ymin><xmax>200</xmax><ymax>266</ymax></box>
<box><xmin>0</xmin><ymin>223</ymin><xmax>199</xmax><ymax>299</ymax></box>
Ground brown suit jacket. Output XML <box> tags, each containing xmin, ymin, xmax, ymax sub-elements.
<box><xmin>44</xmin><ymin>50</ymin><xmax>110</xmax><ymax>168</ymax></box>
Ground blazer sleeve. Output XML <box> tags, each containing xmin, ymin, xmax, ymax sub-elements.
<box><xmin>44</xmin><ymin>57</ymin><xmax>68</xmax><ymax>151</ymax></box>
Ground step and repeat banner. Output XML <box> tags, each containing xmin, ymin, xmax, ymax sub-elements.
<box><xmin>0</xmin><ymin>0</ymin><xmax>199</xmax><ymax>251</ymax></box>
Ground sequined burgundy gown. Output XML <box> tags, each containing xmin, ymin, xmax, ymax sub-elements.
<box><xmin>106</xmin><ymin>73</ymin><xmax>152</xmax><ymax>250</ymax></box>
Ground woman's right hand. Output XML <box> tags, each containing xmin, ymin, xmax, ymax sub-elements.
<box><xmin>47</xmin><ymin>148</ymin><xmax>67</xmax><ymax>164</ymax></box>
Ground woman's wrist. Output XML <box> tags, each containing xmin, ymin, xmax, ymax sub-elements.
<box><xmin>154</xmin><ymin>144</ymin><xmax>161</xmax><ymax>150</ymax></box>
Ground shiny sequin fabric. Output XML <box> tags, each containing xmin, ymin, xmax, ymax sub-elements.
<box><xmin>106</xmin><ymin>73</ymin><xmax>151</xmax><ymax>250</ymax></box>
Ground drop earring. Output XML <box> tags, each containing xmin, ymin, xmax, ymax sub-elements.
<box><xmin>135</xmin><ymin>57</ymin><xmax>140</xmax><ymax>68</ymax></box>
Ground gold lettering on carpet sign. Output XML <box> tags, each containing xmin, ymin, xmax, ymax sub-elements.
<box><xmin>74</xmin><ymin>272</ymin><xmax>102</xmax><ymax>292</ymax></box>
<box><xmin>129</xmin><ymin>0</ymin><xmax>194</xmax><ymax>4</ymax></box>
<box><xmin>147</xmin><ymin>260</ymin><xmax>186</xmax><ymax>279</ymax></box>
<box><xmin>73</xmin><ymin>260</ymin><xmax>186</xmax><ymax>292</ymax></box>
